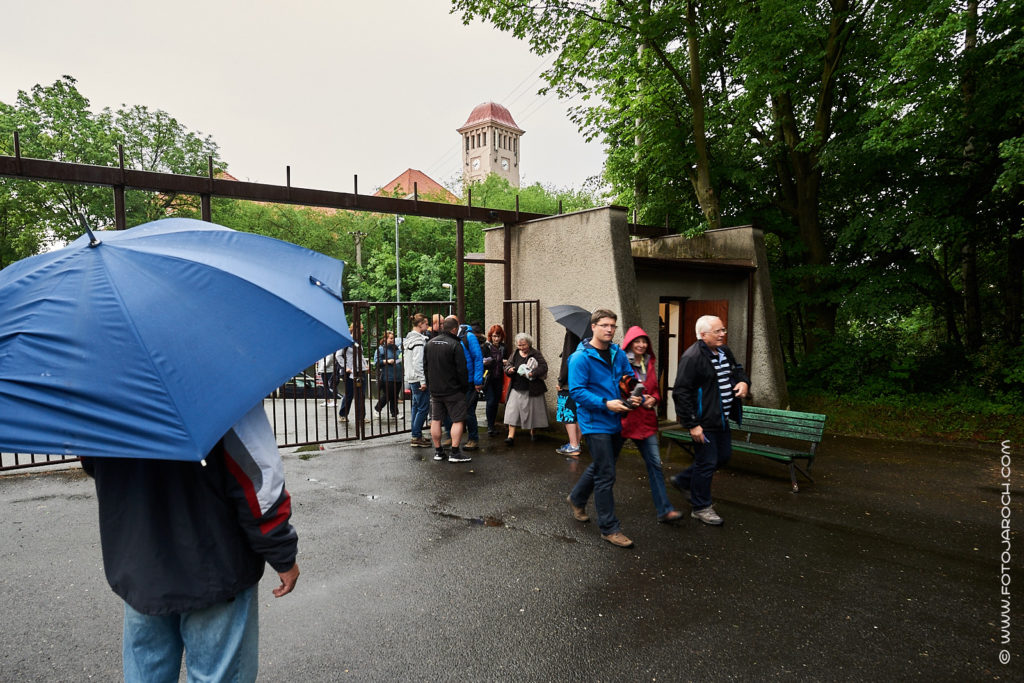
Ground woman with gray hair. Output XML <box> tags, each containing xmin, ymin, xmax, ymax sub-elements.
<box><xmin>502</xmin><ymin>332</ymin><xmax>549</xmax><ymax>446</ymax></box>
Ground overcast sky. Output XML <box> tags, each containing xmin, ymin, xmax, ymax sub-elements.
<box><xmin>1</xmin><ymin>0</ymin><xmax>607</xmax><ymax>194</ymax></box>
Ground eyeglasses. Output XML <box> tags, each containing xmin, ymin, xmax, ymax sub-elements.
<box><xmin>594</xmin><ymin>323</ymin><xmax>617</xmax><ymax>329</ymax></box>
<box><xmin>709</xmin><ymin>328</ymin><xmax>727</xmax><ymax>335</ymax></box>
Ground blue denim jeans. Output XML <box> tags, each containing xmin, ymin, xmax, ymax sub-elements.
<box><xmin>409</xmin><ymin>383</ymin><xmax>430</xmax><ymax>438</ymax></box>
<box><xmin>339</xmin><ymin>374</ymin><xmax>355</xmax><ymax>417</ymax></box>
<box><xmin>569</xmin><ymin>432</ymin><xmax>624</xmax><ymax>535</ymax></box>
<box><xmin>122</xmin><ymin>584</ymin><xmax>259</xmax><ymax>683</ymax></box>
<box><xmin>631</xmin><ymin>435</ymin><xmax>675</xmax><ymax>518</ymax></box>
<box><xmin>483</xmin><ymin>380</ymin><xmax>502</xmax><ymax>430</ymax></box>
<box><xmin>340</xmin><ymin>372</ymin><xmax>368</xmax><ymax>419</ymax></box>
<box><xmin>673</xmin><ymin>429</ymin><xmax>732</xmax><ymax>510</ymax></box>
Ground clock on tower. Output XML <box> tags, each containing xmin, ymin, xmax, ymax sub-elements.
<box><xmin>457</xmin><ymin>102</ymin><xmax>524</xmax><ymax>188</ymax></box>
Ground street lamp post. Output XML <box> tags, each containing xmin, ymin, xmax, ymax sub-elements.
<box><xmin>395</xmin><ymin>216</ymin><xmax>404</xmax><ymax>329</ymax></box>
<box><xmin>441</xmin><ymin>283</ymin><xmax>453</xmax><ymax>315</ymax></box>
<box><xmin>394</xmin><ymin>216</ymin><xmax>404</xmax><ymax>302</ymax></box>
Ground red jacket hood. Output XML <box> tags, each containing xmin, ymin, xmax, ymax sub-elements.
<box><xmin>621</xmin><ymin>326</ymin><xmax>653</xmax><ymax>356</ymax></box>
<box><xmin>620</xmin><ymin>325</ymin><xmax>660</xmax><ymax>439</ymax></box>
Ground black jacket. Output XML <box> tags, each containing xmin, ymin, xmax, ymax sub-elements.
<box><xmin>82</xmin><ymin>412</ymin><xmax>297</xmax><ymax>616</ymax></box>
<box><xmin>506</xmin><ymin>347</ymin><xmax>548</xmax><ymax>397</ymax></box>
<box><xmin>423</xmin><ymin>330</ymin><xmax>469</xmax><ymax>397</ymax></box>
<box><xmin>672</xmin><ymin>340</ymin><xmax>750</xmax><ymax>431</ymax></box>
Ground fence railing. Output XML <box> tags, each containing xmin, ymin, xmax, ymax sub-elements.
<box><xmin>2</xmin><ymin>299</ymin><xmax>540</xmax><ymax>471</ymax></box>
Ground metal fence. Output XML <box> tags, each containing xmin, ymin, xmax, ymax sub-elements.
<box><xmin>2</xmin><ymin>299</ymin><xmax>542</xmax><ymax>471</ymax></box>
<box><xmin>265</xmin><ymin>300</ymin><xmax>456</xmax><ymax>448</ymax></box>
<box><xmin>503</xmin><ymin>299</ymin><xmax>541</xmax><ymax>350</ymax></box>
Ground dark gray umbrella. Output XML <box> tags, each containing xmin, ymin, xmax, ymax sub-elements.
<box><xmin>546</xmin><ymin>304</ymin><xmax>591</xmax><ymax>340</ymax></box>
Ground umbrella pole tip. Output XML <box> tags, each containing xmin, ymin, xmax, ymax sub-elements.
<box><xmin>200</xmin><ymin>458</ymin><xmax>207</xmax><ymax>467</ymax></box>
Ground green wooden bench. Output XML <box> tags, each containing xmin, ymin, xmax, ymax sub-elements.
<box><xmin>663</xmin><ymin>406</ymin><xmax>827</xmax><ymax>492</ymax></box>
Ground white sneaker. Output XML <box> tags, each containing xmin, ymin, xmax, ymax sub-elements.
<box><xmin>691</xmin><ymin>507</ymin><xmax>724</xmax><ymax>526</ymax></box>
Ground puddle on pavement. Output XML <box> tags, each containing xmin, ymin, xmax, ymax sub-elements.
<box><xmin>470</xmin><ymin>516</ymin><xmax>505</xmax><ymax>527</ymax></box>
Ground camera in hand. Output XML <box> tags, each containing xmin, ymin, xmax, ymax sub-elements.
<box><xmin>626</xmin><ymin>383</ymin><xmax>645</xmax><ymax>409</ymax></box>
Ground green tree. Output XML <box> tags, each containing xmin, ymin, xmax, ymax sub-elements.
<box><xmin>453</xmin><ymin>0</ymin><xmax>729</xmax><ymax>229</ymax></box>
<box><xmin>0</xmin><ymin>76</ymin><xmax>225</xmax><ymax>264</ymax></box>
<box><xmin>0</xmin><ymin>76</ymin><xmax>115</xmax><ymax>261</ymax></box>
<box><xmin>113</xmin><ymin>104</ymin><xmax>222</xmax><ymax>223</ymax></box>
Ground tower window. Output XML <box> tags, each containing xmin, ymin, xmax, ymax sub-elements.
<box><xmin>465</xmin><ymin>135</ymin><xmax>469</xmax><ymax>152</ymax></box>
<box><xmin>483</xmin><ymin>132</ymin><xmax>487</xmax><ymax>146</ymax></box>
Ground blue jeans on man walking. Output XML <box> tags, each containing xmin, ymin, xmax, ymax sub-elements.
<box><xmin>409</xmin><ymin>383</ymin><xmax>430</xmax><ymax>439</ymax></box>
<box><xmin>631</xmin><ymin>435</ymin><xmax>675</xmax><ymax>518</ymax></box>
<box><xmin>569</xmin><ymin>432</ymin><xmax>624</xmax><ymax>535</ymax></box>
<box><xmin>673</xmin><ymin>429</ymin><xmax>731</xmax><ymax>510</ymax></box>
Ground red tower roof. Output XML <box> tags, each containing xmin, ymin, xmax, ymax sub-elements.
<box><xmin>457</xmin><ymin>102</ymin><xmax>524</xmax><ymax>134</ymax></box>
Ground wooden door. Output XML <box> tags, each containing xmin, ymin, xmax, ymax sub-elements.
<box><xmin>682</xmin><ymin>300</ymin><xmax>728</xmax><ymax>350</ymax></box>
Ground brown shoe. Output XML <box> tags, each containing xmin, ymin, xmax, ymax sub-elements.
<box><xmin>566</xmin><ymin>495</ymin><xmax>589</xmax><ymax>522</ymax></box>
<box><xmin>601</xmin><ymin>532</ymin><xmax>634</xmax><ymax>548</ymax></box>
<box><xmin>658</xmin><ymin>510</ymin><xmax>684</xmax><ymax>523</ymax></box>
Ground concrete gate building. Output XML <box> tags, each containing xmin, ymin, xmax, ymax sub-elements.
<box><xmin>480</xmin><ymin>207</ymin><xmax>789</xmax><ymax>418</ymax></box>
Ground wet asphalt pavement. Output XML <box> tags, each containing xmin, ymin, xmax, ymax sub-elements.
<box><xmin>1</xmin><ymin>431</ymin><xmax>1020</xmax><ymax>681</ymax></box>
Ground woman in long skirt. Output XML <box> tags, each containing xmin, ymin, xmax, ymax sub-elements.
<box><xmin>502</xmin><ymin>332</ymin><xmax>549</xmax><ymax>445</ymax></box>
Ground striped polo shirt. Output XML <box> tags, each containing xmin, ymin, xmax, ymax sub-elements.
<box><xmin>711</xmin><ymin>349</ymin><xmax>734</xmax><ymax>415</ymax></box>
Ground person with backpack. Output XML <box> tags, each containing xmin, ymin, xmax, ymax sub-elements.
<box><xmin>441</xmin><ymin>317</ymin><xmax>484</xmax><ymax>450</ymax></box>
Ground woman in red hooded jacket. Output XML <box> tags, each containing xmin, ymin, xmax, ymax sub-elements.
<box><xmin>620</xmin><ymin>325</ymin><xmax>684</xmax><ymax>523</ymax></box>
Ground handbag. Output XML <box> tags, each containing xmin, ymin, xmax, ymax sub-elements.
<box><xmin>500</xmin><ymin>372</ymin><xmax>512</xmax><ymax>403</ymax></box>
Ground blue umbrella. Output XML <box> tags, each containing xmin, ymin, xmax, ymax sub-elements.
<box><xmin>0</xmin><ymin>217</ymin><xmax>352</xmax><ymax>462</ymax></box>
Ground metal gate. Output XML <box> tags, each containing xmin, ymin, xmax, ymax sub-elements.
<box><xmin>2</xmin><ymin>299</ymin><xmax>540</xmax><ymax>471</ymax></box>
<box><xmin>264</xmin><ymin>299</ymin><xmax>456</xmax><ymax>448</ymax></box>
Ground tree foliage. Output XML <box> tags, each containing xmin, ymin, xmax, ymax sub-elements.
<box><xmin>454</xmin><ymin>0</ymin><xmax>1023</xmax><ymax>401</ymax></box>
<box><xmin>0</xmin><ymin>76</ymin><xmax>224</xmax><ymax>267</ymax></box>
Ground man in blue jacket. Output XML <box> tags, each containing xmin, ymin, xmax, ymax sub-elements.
<box><xmin>566</xmin><ymin>309</ymin><xmax>640</xmax><ymax>548</ymax></box>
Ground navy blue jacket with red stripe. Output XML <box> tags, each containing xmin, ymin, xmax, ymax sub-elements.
<box><xmin>82</xmin><ymin>408</ymin><xmax>297</xmax><ymax>615</ymax></box>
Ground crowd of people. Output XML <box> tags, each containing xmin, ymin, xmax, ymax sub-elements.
<box><xmin>314</xmin><ymin>307</ymin><xmax>748</xmax><ymax>548</ymax></box>
<box><xmin>84</xmin><ymin>306</ymin><xmax>746</xmax><ymax>680</ymax></box>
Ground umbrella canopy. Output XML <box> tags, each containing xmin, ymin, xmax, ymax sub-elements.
<box><xmin>546</xmin><ymin>304</ymin><xmax>592</xmax><ymax>340</ymax></box>
<box><xmin>0</xmin><ymin>217</ymin><xmax>352</xmax><ymax>462</ymax></box>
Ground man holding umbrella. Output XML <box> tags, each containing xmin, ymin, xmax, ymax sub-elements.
<box><xmin>0</xmin><ymin>218</ymin><xmax>353</xmax><ymax>682</ymax></box>
<box><xmin>82</xmin><ymin>404</ymin><xmax>299</xmax><ymax>682</ymax></box>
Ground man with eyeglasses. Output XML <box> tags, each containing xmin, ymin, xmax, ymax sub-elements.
<box><xmin>566</xmin><ymin>308</ymin><xmax>641</xmax><ymax>548</ymax></box>
<box><xmin>670</xmin><ymin>315</ymin><xmax>750</xmax><ymax>525</ymax></box>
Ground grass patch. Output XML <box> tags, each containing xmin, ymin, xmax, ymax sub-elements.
<box><xmin>295</xmin><ymin>444</ymin><xmax>323</xmax><ymax>460</ymax></box>
<box><xmin>790</xmin><ymin>390</ymin><xmax>1023</xmax><ymax>444</ymax></box>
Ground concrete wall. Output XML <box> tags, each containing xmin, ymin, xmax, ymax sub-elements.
<box><xmin>484</xmin><ymin>206</ymin><xmax>640</xmax><ymax>414</ymax></box>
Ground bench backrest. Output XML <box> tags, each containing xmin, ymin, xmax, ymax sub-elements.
<box><xmin>730</xmin><ymin>406</ymin><xmax>826</xmax><ymax>445</ymax></box>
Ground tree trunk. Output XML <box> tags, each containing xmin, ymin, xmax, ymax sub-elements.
<box><xmin>961</xmin><ymin>236</ymin><xmax>982</xmax><ymax>348</ymax></box>
<box><xmin>1007</xmin><ymin>234</ymin><xmax>1024</xmax><ymax>346</ymax></box>
<box><xmin>685</xmin><ymin>0</ymin><xmax>720</xmax><ymax>229</ymax></box>
<box><xmin>961</xmin><ymin>0</ymin><xmax>982</xmax><ymax>349</ymax></box>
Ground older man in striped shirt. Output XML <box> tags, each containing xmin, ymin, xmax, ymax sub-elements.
<box><xmin>670</xmin><ymin>315</ymin><xmax>750</xmax><ymax>525</ymax></box>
